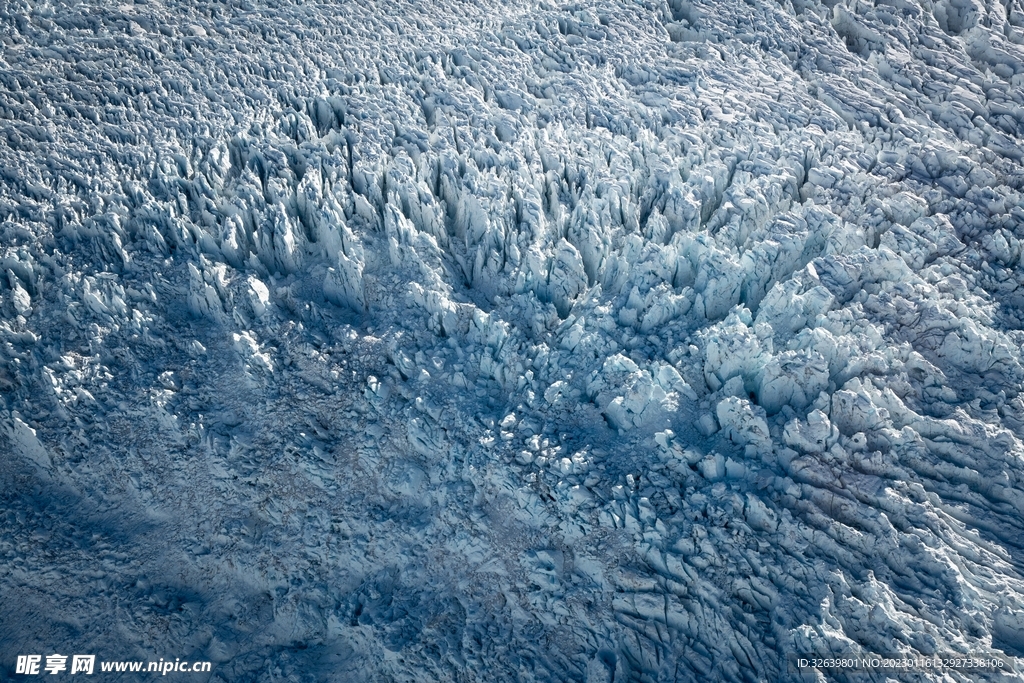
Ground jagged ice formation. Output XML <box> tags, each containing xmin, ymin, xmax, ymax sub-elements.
<box><xmin>2</xmin><ymin>0</ymin><xmax>1024</xmax><ymax>680</ymax></box>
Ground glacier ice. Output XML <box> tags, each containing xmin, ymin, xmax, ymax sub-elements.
<box><xmin>1</xmin><ymin>0</ymin><xmax>1024</xmax><ymax>680</ymax></box>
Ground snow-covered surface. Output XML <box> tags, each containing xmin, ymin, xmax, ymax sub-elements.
<box><xmin>2</xmin><ymin>0</ymin><xmax>1024</xmax><ymax>680</ymax></box>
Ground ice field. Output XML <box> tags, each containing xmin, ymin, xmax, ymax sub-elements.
<box><xmin>2</xmin><ymin>0</ymin><xmax>1024</xmax><ymax>680</ymax></box>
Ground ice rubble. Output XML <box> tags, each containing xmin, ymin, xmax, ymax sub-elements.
<box><xmin>1</xmin><ymin>0</ymin><xmax>1024</xmax><ymax>680</ymax></box>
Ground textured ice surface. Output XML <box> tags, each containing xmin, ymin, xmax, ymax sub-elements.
<box><xmin>1</xmin><ymin>0</ymin><xmax>1024</xmax><ymax>680</ymax></box>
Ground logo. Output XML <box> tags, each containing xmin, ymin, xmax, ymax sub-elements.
<box><xmin>15</xmin><ymin>655</ymin><xmax>95</xmax><ymax>675</ymax></box>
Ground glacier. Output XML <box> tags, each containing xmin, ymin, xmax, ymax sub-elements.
<box><xmin>1</xmin><ymin>0</ymin><xmax>1024</xmax><ymax>680</ymax></box>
